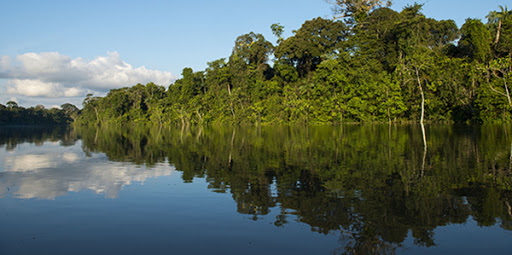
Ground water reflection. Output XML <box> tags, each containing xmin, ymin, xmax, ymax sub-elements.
<box><xmin>0</xmin><ymin>128</ymin><xmax>174</xmax><ymax>199</ymax></box>
<box><xmin>79</xmin><ymin>124</ymin><xmax>512</xmax><ymax>253</ymax></box>
<box><xmin>1</xmin><ymin>125</ymin><xmax>511</xmax><ymax>254</ymax></box>
<box><xmin>0</xmin><ymin>126</ymin><xmax>76</xmax><ymax>150</ymax></box>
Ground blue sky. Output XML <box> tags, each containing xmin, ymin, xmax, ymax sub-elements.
<box><xmin>0</xmin><ymin>0</ymin><xmax>509</xmax><ymax>107</ymax></box>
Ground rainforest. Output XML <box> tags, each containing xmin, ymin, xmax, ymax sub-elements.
<box><xmin>2</xmin><ymin>2</ymin><xmax>512</xmax><ymax>125</ymax></box>
<box><xmin>2</xmin><ymin>2</ymin><xmax>512</xmax><ymax>254</ymax></box>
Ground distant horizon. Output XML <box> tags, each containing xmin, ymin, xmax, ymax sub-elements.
<box><xmin>0</xmin><ymin>0</ymin><xmax>509</xmax><ymax>108</ymax></box>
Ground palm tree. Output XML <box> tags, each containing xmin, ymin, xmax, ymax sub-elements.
<box><xmin>486</xmin><ymin>5</ymin><xmax>512</xmax><ymax>45</ymax></box>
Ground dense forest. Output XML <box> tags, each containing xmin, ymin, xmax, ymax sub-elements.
<box><xmin>0</xmin><ymin>101</ymin><xmax>77</xmax><ymax>126</ymax></box>
<box><xmin>3</xmin><ymin>1</ymin><xmax>512</xmax><ymax>125</ymax></box>
<box><xmin>75</xmin><ymin>1</ymin><xmax>512</xmax><ymax>125</ymax></box>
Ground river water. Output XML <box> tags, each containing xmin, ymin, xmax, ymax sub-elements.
<box><xmin>1</xmin><ymin>125</ymin><xmax>511</xmax><ymax>254</ymax></box>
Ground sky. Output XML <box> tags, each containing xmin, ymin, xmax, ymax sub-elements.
<box><xmin>0</xmin><ymin>0</ymin><xmax>509</xmax><ymax>108</ymax></box>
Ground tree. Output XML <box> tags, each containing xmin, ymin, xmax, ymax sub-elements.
<box><xmin>6</xmin><ymin>101</ymin><xmax>18</xmax><ymax>108</ymax></box>
<box><xmin>349</xmin><ymin>7</ymin><xmax>400</xmax><ymax>72</ymax></box>
<box><xmin>227</xmin><ymin>33</ymin><xmax>275</xmax><ymax>122</ymax></box>
<box><xmin>458</xmin><ymin>19</ymin><xmax>492</xmax><ymax>63</ymax></box>
<box><xmin>486</xmin><ymin>5</ymin><xmax>511</xmax><ymax>45</ymax></box>
<box><xmin>390</xmin><ymin>4</ymin><xmax>459</xmax><ymax>123</ymax></box>
<box><xmin>275</xmin><ymin>17</ymin><xmax>347</xmax><ymax>77</ymax></box>
<box><xmin>230</xmin><ymin>32</ymin><xmax>274</xmax><ymax>68</ymax></box>
<box><xmin>81</xmin><ymin>93</ymin><xmax>102</xmax><ymax>125</ymax></box>
<box><xmin>328</xmin><ymin>0</ymin><xmax>392</xmax><ymax>26</ymax></box>
<box><xmin>271</xmin><ymin>23</ymin><xmax>285</xmax><ymax>44</ymax></box>
<box><xmin>487</xmin><ymin>6</ymin><xmax>512</xmax><ymax>58</ymax></box>
<box><xmin>61</xmin><ymin>103</ymin><xmax>79</xmax><ymax>119</ymax></box>
<box><xmin>487</xmin><ymin>58</ymin><xmax>512</xmax><ymax>108</ymax></box>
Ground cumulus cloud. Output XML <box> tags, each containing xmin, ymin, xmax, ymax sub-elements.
<box><xmin>0</xmin><ymin>56</ymin><xmax>11</xmax><ymax>70</ymax></box>
<box><xmin>5</xmin><ymin>79</ymin><xmax>82</xmax><ymax>97</ymax></box>
<box><xmin>0</xmin><ymin>51</ymin><xmax>175</xmax><ymax>99</ymax></box>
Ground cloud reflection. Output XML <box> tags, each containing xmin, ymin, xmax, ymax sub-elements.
<box><xmin>0</xmin><ymin>142</ymin><xmax>174</xmax><ymax>199</ymax></box>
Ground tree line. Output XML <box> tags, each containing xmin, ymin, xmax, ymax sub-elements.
<box><xmin>0</xmin><ymin>101</ymin><xmax>78</xmax><ymax>126</ymax></box>
<box><xmin>5</xmin><ymin>1</ymin><xmax>512</xmax><ymax>126</ymax></box>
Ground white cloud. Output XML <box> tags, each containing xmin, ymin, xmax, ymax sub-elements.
<box><xmin>0</xmin><ymin>51</ymin><xmax>176</xmax><ymax>100</ymax></box>
<box><xmin>0</xmin><ymin>56</ymin><xmax>11</xmax><ymax>70</ymax></box>
<box><xmin>17</xmin><ymin>52</ymin><xmax>75</xmax><ymax>76</ymax></box>
<box><xmin>0</xmin><ymin>145</ymin><xmax>174</xmax><ymax>199</ymax></box>
<box><xmin>5</xmin><ymin>79</ymin><xmax>80</xmax><ymax>97</ymax></box>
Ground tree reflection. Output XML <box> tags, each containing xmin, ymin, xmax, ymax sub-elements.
<box><xmin>9</xmin><ymin>124</ymin><xmax>512</xmax><ymax>254</ymax></box>
<box><xmin>0</xmin><ymin>126</ymin><xmax>77</xmax><ymax>150</ymax></box>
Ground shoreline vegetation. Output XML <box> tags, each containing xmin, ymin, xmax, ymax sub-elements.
<box><xmin>0</xmin><ymin>102</ymin><xmax>76</xmax><ymax>126</ymax></box>
<box><xmin>2</xmin><ymin>1</ymin><xmax>512</xmax><ymax>126</ymax></box>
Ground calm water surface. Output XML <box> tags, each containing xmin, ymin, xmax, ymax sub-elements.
<box><xmin>1</xmin><ymin>125</ymin><xmax>512</xmax><ymax>254</ymax></box>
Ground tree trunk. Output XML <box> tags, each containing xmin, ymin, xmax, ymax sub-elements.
<box><xmin>227</xmin><ymin>84</ymin><xmax>236</xmax><ymax>119</ymax></box>
<box><xmin>388</xmin><ymin>108</ymin><xmax>391</xmax><ymax>125</ymax></box>
<box><xmin>196</xmin><ymin>109</ymin><xmax>203</xmax><ymax>123</ymax></box>
<box><xmin>495</xmin><ymin>19</ymin><xmax>502</xmax><ymax>45</ymax></box>
<box><xmin>415</xmin><ymin>59</ymin><xmax>427</xmax><ymax>177</ymax></box>
<box><xmin>180</xmin><ymin>108</ymin><xmax>185</xmax><ymax>126</ymax></box>
<box><xmin>420</xmin><ymin>88</ymin><xmax>425</xmax><ymax>124</ymax></box>
<box><xmin>230</xmin><ymin>105</ymin><xmax>236</xmax><ymax>119</ymax></box>
<box><xmin>415</xmin><ymin>67</ymin><xmax>425</xmax><ymax>125</ymax></box>
<box><xmin>94</xmin><ymin>107</ymin><xmax>101</xmax><ymax>126</ymax></box>
<box><xmin>386</xmin><ymin>87</ymin><xmax>391</xmax><ymax>124</ymax></box>
<box><xmin>503</xmin><ymin>77</ymin><xmax>512</xmax><ymax>108</ymax></box>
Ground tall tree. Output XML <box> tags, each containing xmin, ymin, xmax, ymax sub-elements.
<box><xmin>328</xmin><ymin>0</ymin><xmax>392</xmax><ymax>26</ymax></box>
<box><xmin>393</xmin><ymin>4</ymin><xmax>458</xmax><ymax>123</ymax></box>
<box><xmin>6</xmin><ymin>101</ymin><xmax>18</xmax><ymax>109</ymax></box>
<box><xmin>81</xmin><ymin>93</ymin><xmax>102</xmax><ymax>125</ymax></box>
<box><xmin>230</xmin><ymin>32</ymin><xmax>274</xmax><ymax>68</ymax></box>
<box><xmin>275</xmin><ymin>17</ymin><xmax>347</xmax><ymax>77</ymax></box>
<box><xmin>350</xmin><ymin>7</ymin><xmax>400</xmax><ymax>72</ymax></box>
<box><xmin>271</xmin><ymin>23</ymin><xmax>285</xmax><ymax>44</ymax></box>
<box><xmin>486</xmin><ymin>5</ymin><xmax>511</xmax><ymax>44</ymax></box>
<box><xmin>458</xmin><ymin>19</ymin><xmax>492</xmax><ymax>63</ymax></box>
<box><xmin>487</xmin><ymin>6</ymin><xmax>512</xmax><ymax>57</ymax></box>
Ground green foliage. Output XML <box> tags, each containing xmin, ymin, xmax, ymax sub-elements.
<box><xmin>487</xmin><ymin>5</ymin><xmax>512</xmax><ymax>57</ymax></box>
<box><xmin>77</xmin><ymin>83</ymin><xmax>168</xmax><ymax>126</ymax></box>
<box><xmin>458</xmin><ymin>19</ymin><xmax>492</xmax><ymax>62</ymax></box>
<box><xmin>330</xmin><ymin>0</ymin><xmax>393</xmax><ymax>26</ymax></box>
<box><xmin>474</xmin><ymin>58</ymin><xmax>512</xmax><ymax>122</ymax></box>
<box><xmin>271</xmin><ymin>23</ymin><xmax>285</xmax><ymax>44</ymax></box>
<box><xmin>72</xmin><ymin>5</ymin><xmax>512</xmax><ymax>125</ymax></box>
<box><xmin>275</xmin><ymin>17</ymin><xmax>347</xmax><ymax>77</ymax></box>
<box><xmin>0</xmin><ymin>101</ymin><xmax>76</xmax><ymax>126</ymax></box>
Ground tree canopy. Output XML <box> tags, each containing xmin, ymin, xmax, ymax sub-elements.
<box><xmin>0</xmin><ymin>102</ymin><xmax>76</xmax><ymax>126</ymax></box>
<box><xmin>13</xmin><ymin>3</ymin><xmax>508</xmax><ymax>126</ymax></box>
